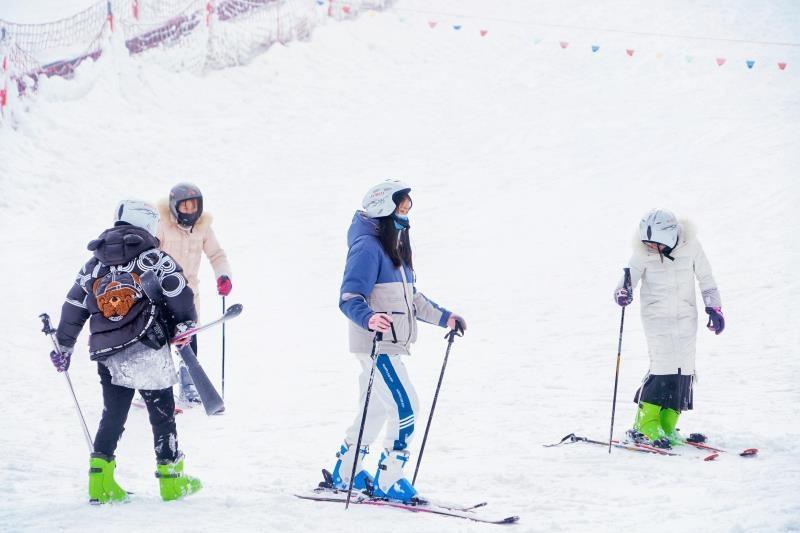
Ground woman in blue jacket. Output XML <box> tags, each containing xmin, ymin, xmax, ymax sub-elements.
<box><xmin>326</xmin><ymin>180</ymin><xmax>466</xmax><ymax>502</ymax></box>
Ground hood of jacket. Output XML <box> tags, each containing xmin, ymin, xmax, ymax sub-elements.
<box><xmin>157</xmin><ymin>198</ymin><xmax>213</xmax><ymax>231</ymax></box>
<box><xmin>87</xmin><ymin>225</ymin><xmax>159</xmax><ymax>265</ymax></box>
<box><xmin>632</xmin><ymin>218</ymin><xmax>696</xmax><ymax>256</ymax></box>
<box><xmin>347</xmin><ymin>210</ymin><xmax>380</xmax><ymax>248</ymax></box>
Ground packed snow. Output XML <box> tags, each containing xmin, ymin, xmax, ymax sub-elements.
<box><xmin>1</xmin><ymin>1</ymin><xmax>799</xmax><ymax>531</ymax></box>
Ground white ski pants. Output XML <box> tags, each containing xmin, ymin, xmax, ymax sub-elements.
<box><xmin>344</xmin><ymin>353</ymin><xmax>420</xmax><ymax>453</ymax></box>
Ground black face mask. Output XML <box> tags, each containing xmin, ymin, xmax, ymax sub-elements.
<box><xmin>175</xmin><ymin>198</ymin><xmax>202</xmax><ymax>228</ymax></box>
<box><xmin>177</xmin><ymin>211</ymin><xmax>200</xmax><ymax>227</ymax></box>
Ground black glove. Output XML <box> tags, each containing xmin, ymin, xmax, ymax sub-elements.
<box><xmin>705</xmin><ymin>307</ymin><xmax>725</xmax><ymax>335</ymax></box>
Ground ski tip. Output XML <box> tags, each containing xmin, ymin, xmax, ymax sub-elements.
<box><xmin>740</xmin><ymin>448</ymin><xmax>759</xmax><ymax>457</ymax></box>
<box><xmin>502</xmin><ymin>515</ymin><xmax>520</xmax><ymax>524</ymax></box>
<box><xmin>703</xmin><ymin>453</ymin><xmax>719</xmax><ymax>461</ymax></box>
<box><xmin>225</xmin><ymin>303</ymin><xmax>243</xmax><ymax>316</ymax></box>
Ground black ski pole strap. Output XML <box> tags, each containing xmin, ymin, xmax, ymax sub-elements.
<box><xmin>543</xmin><ymin>433</ymin><xmax>580</xmax><ymax>447</ymax></box>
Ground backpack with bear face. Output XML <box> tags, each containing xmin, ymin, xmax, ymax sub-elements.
<box><xmin>85</xmin><ymin>265</ymin><xmax>168</xmax><ymax>358</ymax></box>
<box><xmin>92</xmin><ymin>270</ymin><xmax>144</xmax><ymax>322</ymax></box>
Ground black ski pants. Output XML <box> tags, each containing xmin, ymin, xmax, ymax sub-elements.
<box><xmin>94</xmin><ymin>363</ymin><xmax>179</xmax><ymax>462</ymax></box>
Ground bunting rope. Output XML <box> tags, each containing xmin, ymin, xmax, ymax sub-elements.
<box><xmin>385</xmin><ymin>5</ymin><xmax>800</xmax><ymax>48</ymax></box>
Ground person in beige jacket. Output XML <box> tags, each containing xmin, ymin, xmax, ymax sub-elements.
<box><xmin>156</xmin><ymin>183</ymin><xmax>233</xmax><ymax>403</ymax></box>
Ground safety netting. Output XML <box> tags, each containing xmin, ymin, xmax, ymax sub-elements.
<box><xmin>0</xmin><ymin>0</ymin><xmax>393</xmax><ymax>120</ymax></box>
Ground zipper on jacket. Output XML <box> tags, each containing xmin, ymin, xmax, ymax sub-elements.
<box><xmin>398</xmin><ymin>267</ymin><xmax>414</xmax><ymax>344</ymax></box>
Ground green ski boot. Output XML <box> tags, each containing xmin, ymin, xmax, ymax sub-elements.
<box><xmin>88</xmin><ymin>453</ymin><xmax>130</xmax><ymax>504</ymax></box>
<box><xmin>156</xmin><ymin>454</ymin><xmax>202</xmax><ymax>501</ymax></box>
<box><xmin>629</xmin><ymin>402</ymin><xmax>671</xmax><ymax>449</ymax></box>
<box><xmin>660</xmin><ymin>408</ymin><xmax>684</xmax><ymax>446</ymax></box>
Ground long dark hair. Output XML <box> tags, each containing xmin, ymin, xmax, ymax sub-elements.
<box><xmin>378</xmin><ymin>217</ymin><xmax>413</xmax><ymax>269</ymax></box>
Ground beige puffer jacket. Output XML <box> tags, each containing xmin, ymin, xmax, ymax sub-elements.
<box><xmin>156</xmin><ymin>199</ymin><xmax>232</xmax><ymax>304</ymax></box>
<box><xmin>614</xmin><ymin>220</ymin><xmax>721</xmax><ymax>376</ymax></box>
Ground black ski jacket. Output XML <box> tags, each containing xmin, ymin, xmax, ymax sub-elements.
<box><xmin>56</xmin><ymin>224</ymin><xmax>196</xmax><ymax>360</ymax></box>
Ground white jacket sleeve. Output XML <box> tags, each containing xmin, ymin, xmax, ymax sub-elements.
<box><xmin>693</xmin><ymin>240</ymin><xmax>721</xmax><ymax>308</ymax></box>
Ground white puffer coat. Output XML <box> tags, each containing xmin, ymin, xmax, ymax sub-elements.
<box><xmin>615</xmin><ymin>221</ymin><xmax>721</xmax><ymax>375</ymax></box>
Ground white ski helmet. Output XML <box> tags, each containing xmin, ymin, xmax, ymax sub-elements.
<box><xmin>113</xmin><ymin>199</ymin><xmax>160</xmax><ymax>237</ymax></box>
<box><xmin>362</xmin><ymin>179</ymin><xmax>411</xmax><ymax>218</ymax></box>
<box><xmin>639</xmin><ymin>208</ymin><xmax>678</xmax><ymax>249</ymax></box>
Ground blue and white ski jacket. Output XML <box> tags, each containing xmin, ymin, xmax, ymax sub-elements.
<box><xmin>340</xmin><ymin>211</ymin><xmax>452</xmax><ymax>355</ymax></box>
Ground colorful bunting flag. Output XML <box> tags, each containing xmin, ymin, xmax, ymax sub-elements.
<box><xmin>746</xmin><ymin>60</ymin><xmax>755</xmax><ymax>69</ymax></box>
<box><xmin>716</xmin><ymin>58</ymin><xmax>726</xmax><ymax>66</ymax></box>
<box><xmin>428</xmin><ymin>21</ymin><xmax>437</xmax><ymax>28</ymax></box>
<box><xmin>626</xmin><ymin>49</ymin><xmax>635</xmax><ymax>56</ymax></box>
<box><xmin>453</xmin><ymin>24</ymin><xmax>462</xmax><ymax>30</ymax></box>
<box><xmin>480</xmin><ymin>29</ymin><xmax>488</xmax><ymax>37</ymax></box>
<box><xmin>591</xmin><ymin>45</ymin><xmax>600</xmax><ymax>53</ymax></box>
<box><xmin>559</xmin><ymin>41</ymin><xmax>569</xmax><ymax>49</ymax></box>
<box><xmin>778</xmin><ymin>62</ymin><xmax>787</xmax><ymax>70</ymax></box>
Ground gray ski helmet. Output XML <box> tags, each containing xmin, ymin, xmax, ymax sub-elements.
<box><xmin>639</xmin><ymin>208</ymin><xmax>679</xmax><ymax>249</ymax></box>
<box><xmin>169</xmin><ymin>182</ymin><xmax>203</xmax><ymax>228</ymax></box>
<box><xmin>113</xmin><ymin>199</ymin><xmax>160</xmax><ymax>237</ymax></box>
<box><xmin>362</xmin><ymin>179</ymin><xmax>411</xmax><ymax>218</ymax></box>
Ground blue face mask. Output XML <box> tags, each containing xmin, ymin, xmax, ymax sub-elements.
<box><xmin>392</xmin><ymin>213</ymin><xmax>410</xmax><ymax>230</ymax></box>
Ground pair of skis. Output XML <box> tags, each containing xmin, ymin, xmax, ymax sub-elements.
<box><xmin>295</xmin><ymin>470</ymin><xmax>519</xmax><ymax>525</ymax></box>
<box><xmin>138</xmin><ymin>270</ymin><xmax>242</xmax><ymax>415</ymax></box>
<box><xmin>159</xmin><ymin>303</ymin><xmax>243</xmax><ymax>416</ymax></box>
<box><xmin>546</xmin><ymin>433</ymin><xmax>758</xmax><ymax>461</ymax></box>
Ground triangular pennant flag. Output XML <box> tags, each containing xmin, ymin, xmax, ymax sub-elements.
<box><xmin>626</xmin><ymin>49</ymin><xmax>635</xmax><ymax>56</ymax></box>
<box><xmin>559</xmin><ymin>41</ymin><xmax>569</xmax><ymax>49</ymax></box>
<box><xmin>342</xmin><ymin>5</ymin><xmax>351</xmax><ymax>14</ymax></box>
<box><xmin>453</xmin><ymin>24</ymin><xmax>462</xmax><ymax>30</ymax></box>
<box><xmin>591</xmin><ymin>45</ymin><xmax>600</xmax><ymax>53</ymax></box>
<box><xmin>746</xmin><ymin>60</ymin><xmax>755</xmax><ymax>69</ymax></box>
<box><xmin>315</xmin><ymin>0</ymin><xmax>324</xmax><ymax>5</ymax></box>
<box><xmin>428</xmin><ymin>21</ymin><xmax>437</xmax><ymax>28</ymax></box>
<box><xmin>480</xmin><ymin>29</ymin><xmax>488</xmax><ymax>37</ymax></box>
<box><xmin>778</xmin><ymin>62</ymin><xmax>787</xmax><ymax>70</ymax></box>
<box><xmin>716</xmin><ymin>58</ymin><xmax>726</xmax><ymax>66</ymax></box>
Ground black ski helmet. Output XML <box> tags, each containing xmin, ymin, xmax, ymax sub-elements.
<box><xmin>169</xmin><ymin>182</ymin><xmax>203</xmax><ymax>228</ymax></box>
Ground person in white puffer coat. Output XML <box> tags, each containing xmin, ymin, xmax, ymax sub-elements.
<box><xmin>613</xmin><ymin>208</ymin><xmax>725</xmax><ymax>449</ymax></box>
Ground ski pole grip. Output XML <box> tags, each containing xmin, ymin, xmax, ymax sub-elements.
<box><xmin>375</xmin><ymin>331</ymin><xmax>383</xmax><ymax>342</ymax></box>
<box><xmin>623</xmin><ymin>267</ymin><xmax>632</xmax><ymax>291</ymax></box>
<box><xmin>39</xmin><ymin>313</ymin><xmax>54</xmax><ymax>335</ymax></box>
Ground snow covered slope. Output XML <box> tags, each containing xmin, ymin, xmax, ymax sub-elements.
<box><xmin>1</xmin><ymin>1</ymin><xmax>798</xmax><ymax>531</ymax></box>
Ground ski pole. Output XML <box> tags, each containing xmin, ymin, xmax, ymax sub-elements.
<box><xmin>345</xmin><ymin>331</ymin><xmax>382</xmax><ymax>510</ymax></box>
<box><xmin>221</xmin><ymin>296</ymin><xmax>226</xmax><ymax>399</ymax></box>
<box><xmin>412</xmin><ymin>321</ymin><xmax>464</xmax><ymax>485</ymax></box>
<box><xmin>39</xmin><ymin>313</ymin><xmax>94</xmax><ymax>453</ymax></box>
<box><xmin>608</xmin><ymin>268</ymin><xmax>631</xmax><ymax>454</ymax></box>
